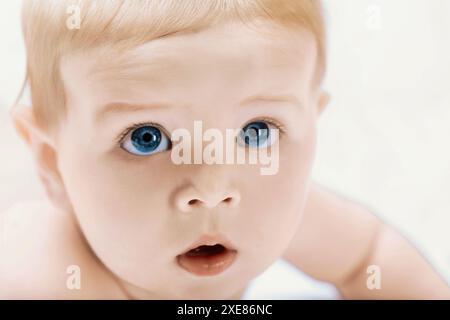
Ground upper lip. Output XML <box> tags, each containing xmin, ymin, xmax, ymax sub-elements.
<box><xmin>180</xmin><ymin>234</ymin><xmax>237</xmax><ymax>255</ymax></box>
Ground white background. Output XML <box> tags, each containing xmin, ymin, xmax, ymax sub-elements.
<box><xmin>0</xmin><ymin>1</ymin><xmax>449</xmax><ymax>297</ymax></box>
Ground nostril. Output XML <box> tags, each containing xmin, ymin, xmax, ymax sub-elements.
<box><xmin>188</xmin><ymin>199</ymin><xmax>200</xmax><ymax>206</ymax></box>
<box><xmin>188</xmin><ymin>198</ymin><xmax>232</xmax><ymax>207</ymax></box>
<box><xmin>184</xmin><ymin>194</ymin><xmax>239</xmax><ymax>210</ymax></box>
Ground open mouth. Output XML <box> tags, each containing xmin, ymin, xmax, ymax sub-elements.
<box><xmin>176</xmin><ymin>243</ymin><xmax>238</xmax><ymax>277</ymax></box>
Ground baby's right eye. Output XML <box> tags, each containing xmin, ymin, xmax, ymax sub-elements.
<box><xmin>120</xmin><ymin>124</ymin><xmax>171</xmax><ymax>156</ymax></box>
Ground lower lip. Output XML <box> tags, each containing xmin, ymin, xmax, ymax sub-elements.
<box><xmin>176</xmin><ymin>249</ymin><xmax>238</xmax><ymax>277</ymax></box>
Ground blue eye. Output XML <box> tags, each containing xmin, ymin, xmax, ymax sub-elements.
<box><xmin>121</xmin><ymin>125</ymin><xmax>171</xmax><ymax>156</ymax></box>
<box><xmin>238</xmin><ymin>121</ymin><xmax>279</xmax><ymax>148</ymax></box>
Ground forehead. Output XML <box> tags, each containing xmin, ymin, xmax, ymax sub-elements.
<box><xmin>60</xmin><ymin>20</ymin><xmax>317</xmax><ymax>110</ymax></box>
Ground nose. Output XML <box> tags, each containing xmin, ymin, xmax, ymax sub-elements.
<box><xmin>175</xmin><ymin>185</ymin><xmax>241</xmax><ymax>213</ymax></box>
<box><xmin>173</xmin><ymin>168</ymin><xmax>241</xmax><ymax>213</ymax></box>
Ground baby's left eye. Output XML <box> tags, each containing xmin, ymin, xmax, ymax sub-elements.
<box><xmin>120</xmin><ymin>125</ymin><xmax>171</xmax><ymax>156</ymax></box>
<box><xmin>237</xmin><ymin>120</ymin><xmax>280</xmax><ymax>148</ymax></box>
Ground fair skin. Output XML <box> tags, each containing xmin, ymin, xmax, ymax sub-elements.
<box><xmin>1</xmin><ymin>20</ymin><xmax>449</xmax><ymax>299</ymax></box>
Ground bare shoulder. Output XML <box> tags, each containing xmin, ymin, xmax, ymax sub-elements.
<box><xmin>283</xmin><ymin>182</ymin><xmax>381</xmax><ymax>284</ymax></box>
<box><xmin>0</xmin><ymin>201</ymin><xmax>124</xmax><ymax>299</ymax></box>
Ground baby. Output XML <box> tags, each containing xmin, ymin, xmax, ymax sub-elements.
<box><xmin>1</xmin><ymin>0</ymin><xmax>449</xmax><ymax>299</ymax></box>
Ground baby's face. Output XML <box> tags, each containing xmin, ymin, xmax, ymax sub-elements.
<box><xmin>57</xmin><ymin>20</ymin><xmax>320</xmax><ymax>299</ymax></box>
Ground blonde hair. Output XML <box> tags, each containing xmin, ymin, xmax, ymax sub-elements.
<box><xmin>20</xmin><ymin>0</ymin><xmax>326</xmax><ymax>134</ymax></box>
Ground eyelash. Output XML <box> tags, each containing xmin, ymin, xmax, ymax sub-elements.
<box><xmin>243</xmin><ymin>117</ymin><xmax>286</xmax><ymax>137</ymax></box>
<box><xmin>116</xmin><ymin>117</ymin><xmax>287</xmax><ymax>145</ymax></box>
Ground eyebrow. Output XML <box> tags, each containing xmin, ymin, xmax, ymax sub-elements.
<box><xmin>95</xmin><ymin>94</ymin><xmax>302</xmax><ymax>124</ymax></box>
<box><xmin>239</xmin><ymin>94</ymin><xmax>302</xmax><ymax>108</ymax></box>
<box><xmin>95</xmin><ymin>102</ymin><xmax>169</xmax><ymax>123</ymax></box>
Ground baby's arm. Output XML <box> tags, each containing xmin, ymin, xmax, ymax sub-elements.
<box><xmin>283</xmin><ymin>183</ymin><xmax>450</xmax><ymax>299</ymax></box>
<box><xmin>0</xmin><ymin>202</ymin><xmax>124</xmax><ymax>299</ymax></box>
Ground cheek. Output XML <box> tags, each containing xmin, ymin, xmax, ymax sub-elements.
<box><xmin>237</xmin><ymin>126</ymin><xmax>316</xmax><ymax>251</ymax></box>
<box><xmin>58</xmin><ymin>147</ymin><xmax>183</xmax><ymax>286</ymax></box>
<box><xmin>58</xmin><ymin>142</ymin><xmax>176</xmax><ymax>254</ymax></box>
<box><xmin>61</xmin><ymin>136</ymin><xmax>170</xmax><ymax>211</ymax></box>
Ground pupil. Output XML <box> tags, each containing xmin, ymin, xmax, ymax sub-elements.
<box><xmin>143</xmin><ymin>132</ymin><xmax>152</xmax><ymax>142</ymax></box>
<box><xmin>249</xmin><ymin>127</ymin><xmax>258</xmax><ymax>137</ymax></box>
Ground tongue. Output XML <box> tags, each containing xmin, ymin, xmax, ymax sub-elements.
<box><xmin>185</xmin><ymin>244</ymin><xmax>225</xmax><ymax>257</ymax></box>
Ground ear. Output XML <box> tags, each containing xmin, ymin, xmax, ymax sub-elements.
<box><xmin>10</xmin><ymin>104</ymin><xmax>73</xmax><ymax>213</ymax></box>
<box><xmin>316</xmin><ymin>90</ymin><xmax>330</xmax><ymax>116</ymax></box>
